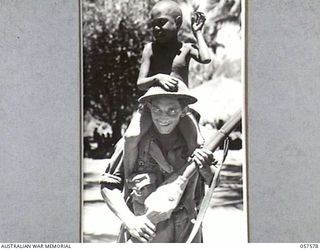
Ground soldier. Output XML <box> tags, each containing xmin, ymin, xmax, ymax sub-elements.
<box><xmin>101</xmin><ymin>80</ymin><xmax>216</xmax><ymax>243</ymax></box>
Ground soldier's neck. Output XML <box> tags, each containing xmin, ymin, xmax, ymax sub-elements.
<box><xmin>157</xmin><ymin>128</ymin><xmax>179</xmax><ymax>148</ymax></box>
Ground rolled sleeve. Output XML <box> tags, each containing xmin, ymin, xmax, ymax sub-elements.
<box><xmin>100</xmin><ymin>138</ymin><xmax>125</xmax><ymax>191</ymax></box>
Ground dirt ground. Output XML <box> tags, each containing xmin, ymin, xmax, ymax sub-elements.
<box><xmin>83</xmin><ymin>149</ymin><xmax>247</xmax><ymax>243</ymax></box>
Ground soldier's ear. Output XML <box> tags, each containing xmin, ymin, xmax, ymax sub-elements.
<box><xmin>181</xmin><ymin>107</ymin><xmax>188</xmax><ymax>117</ymax></box>
<box><xmin>146</xmin><ymin>102</ymin><xmax>152</xmax><ymax>109</ymax></box>
<box><xmin>175</xmin><ymin>16</ymin><xmax>182</xmax><ymax>28</ymax></box>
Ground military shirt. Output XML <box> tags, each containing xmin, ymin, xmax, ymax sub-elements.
<box><xmin>101</xmin><ymin>126</ymin><xmax>213</xmax><ymax>242</ymax></box>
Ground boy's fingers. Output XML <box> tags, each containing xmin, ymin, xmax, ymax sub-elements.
<box><xmin>163</xmin><ymin>84</ymin><xmax>170</xmax><ymax>90</ymax></box>
<box><xmin>168</xmin><ymin>79</ymin><xmax>178</xmax><ymax>85</ymax></box>
<box><xmin>196</xmin><ymin>12</ymin><xmax>200</xmax><ymax>23</ymax></box>
<box><xmin>167</xmin><ymin>76</ymin><xmax>178</xmax><ymax>83</ymax></box>
<box><xmin>194</xmin><ymin>12</ymin><xmax>205</xmax><ymax>26</ymax></box>
<box><xmin>200</xmin><ymin>15</ymin><xmax>206</xmax><ymax>24</ymax></box>
<box><xmin>193</xmin><ymin>11</ymin><xmax>205</xmax><ymax>23</ymax></box>
<box><xmin>197</xmin><ymin>12</ymin><xmax>205</xmax><ymax>18</ymax></box>
<box><xmin>165</xmin><ymin>83</ymin><xmax>174</xmax><ymax>90</ymax></box>
<box><xmin>163</xmin><ymin>83</ymin><xmax>174</xmax><ymax>91</ymax></box>
<box><xmin>165</xmin><ymin>83</ymin><xmax>178</xmax><ymax>92</ymax></box>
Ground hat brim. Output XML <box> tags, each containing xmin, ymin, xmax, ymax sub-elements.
<box><xmin>138</xmin><ymin>85</ymin><xmax>197</xmax><ymax>105</ymax></box>
<box><xmin>139</xmin><ymin>92</ymin><xmax>197</xmax><ymax>105</ymax></box>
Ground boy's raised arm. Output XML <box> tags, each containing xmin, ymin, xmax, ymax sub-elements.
<box><xmin>190</xmin><ymin>12</ymin><xmax>211</xmax><ymax>64</ymax></box>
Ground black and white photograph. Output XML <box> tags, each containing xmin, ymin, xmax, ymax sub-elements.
<box><xmin>2</xmin><ymin>0</ymin><xmax>320</xmax><ymax>245</ymax></box>
<box><xmin>82</xmin><ymin>0</ymin><xmax>246</xmax><ymax>243</ymax></box>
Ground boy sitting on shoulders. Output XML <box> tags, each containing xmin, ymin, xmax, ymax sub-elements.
<box><xmin>124</xmin><ymin>0</ymin><xmax>212</xmax><ymax>176</ymax></box>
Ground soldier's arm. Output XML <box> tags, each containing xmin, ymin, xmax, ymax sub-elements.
<box><xmin>100</xmin><ymin>139</ymin><xmax>156</xmax><ymax>242</ymax></box>
<box><xmin>101</xmin><ymin>187</ymin><xmax>156</xmax><ymax>242</ymax></box>
<box><xmin>101</xmin><ymin>187</ymin><xmax>135</xmax><ymax>226</ymax></box>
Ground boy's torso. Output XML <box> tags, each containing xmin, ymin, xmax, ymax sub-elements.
<box><xmin>149</xmin><ymin>41</ymin><xmax>192</xmax><ymax>85</ymax></box>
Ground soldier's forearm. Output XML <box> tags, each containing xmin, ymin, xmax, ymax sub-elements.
<box><xmin>101</xmin><ymin>187</ymin><xmax>135</xmax><ymax>225</ymax></box>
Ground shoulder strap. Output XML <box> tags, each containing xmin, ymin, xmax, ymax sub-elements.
<box><xmin>186</xmin><ymin>138</ymin><xmax>230</xmax><ymax>243</ymax></box>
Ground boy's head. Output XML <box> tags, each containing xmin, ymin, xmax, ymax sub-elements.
<box><xmin>149</xmin><ymin>0</ymin><xmax>183</xmax><ymax>43</ymax></box>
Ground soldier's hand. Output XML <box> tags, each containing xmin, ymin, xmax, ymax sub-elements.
<box><xmin>155</xmin><ymin>74</ymin><xmax>178</xmax><ymax>91</ymax></box>
<box><xmin>124</xmin><ymin>215</ymin><xmax>156</xmax><ymax>243</ymax></box>
<box><xmin>191</xmin><ymin>148</ymin><xmax>217</xmax><ymax>169</ymax></box>
<box><xmin>100</xmin><ymin>173</ymin><xmax>108</xmax><ymax>183</ymax></box>
<box><xmin>191</xmin><ymin>11</ymin><xmax>206</xmax><ymax>32</ymax></box>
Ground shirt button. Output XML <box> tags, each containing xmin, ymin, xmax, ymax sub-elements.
<box><xmin>168</xmin><ymin>197</ymin><xmax>175</xmax><ymax>202</ymax></box>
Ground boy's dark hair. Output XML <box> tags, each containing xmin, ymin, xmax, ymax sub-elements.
<box><xmin>151</xmin><ymin>0</ymin><xmax>183</xmax><ymax>28</ymax></box>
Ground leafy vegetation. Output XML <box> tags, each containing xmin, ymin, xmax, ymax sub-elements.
<box><xmin>83</xmin><ymin>0</ymin><xmax>155</xmax><ymax>142</ymax></box>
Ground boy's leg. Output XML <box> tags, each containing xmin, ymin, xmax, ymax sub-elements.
<box><xmin>124</xmin><ymin>109</ymin><xmax>152</xmax><ymax>177</ymax></box>
<box><xmin>179</xmin><ymin>110</ymin><xmax>204</xmax><ymax>154</ymax></box>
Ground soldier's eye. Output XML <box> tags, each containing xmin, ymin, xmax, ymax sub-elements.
<box><xmin>168</xmin><ymin>109</ymin><xmax>179</xmax><ymax>116</ymax></box>
<box><xmin>151</xmin><ymin>106</ymin><xmax>161</xmax><ymax>114</ymax></box>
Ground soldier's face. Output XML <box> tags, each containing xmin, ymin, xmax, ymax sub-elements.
<box><xmin>148</xmin><ymin>96</ymin><xmax>183</xmax><ymax>134</ymax></box>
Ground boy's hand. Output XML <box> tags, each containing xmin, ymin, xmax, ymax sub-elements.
<box><xmin>191</xmin><ymin>11</ymin><xmax>206</xmax><ymax>33</ymax></box>
<box><xmin>155</xmin><ymin>74</ymin><xmax>178</xmax><ymax>92</ymax></box>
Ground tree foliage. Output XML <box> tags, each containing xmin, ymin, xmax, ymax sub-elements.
<box><xmin>83</xmin><ymin>0</ymin><xmax>156</xmax><ymax>142</ymax></box>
